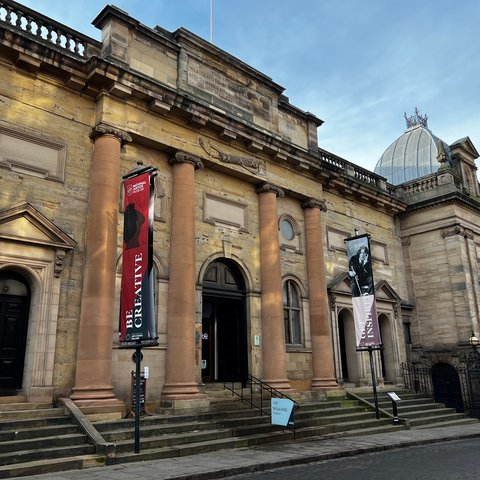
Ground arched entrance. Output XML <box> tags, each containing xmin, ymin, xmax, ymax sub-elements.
<box><xmin>431</xmin><ymin>362</ymin><xmax>464</xmax><ymax>412</ymax></box>
<box><xmin>338</xmin><ymin>309</ymin><xmax>360</xmax><ymax>384</ymax></box>
<box><xmin>201</xmin><ymin>259</ymin><xmax>247</xmax><ymax>384</ymax></box>
<box><xmin>379</xmin><ymin>314</ymin><xmax>395</xmax><ymax>383</ymax></box>
<box><xmin>0</xmin><ymin>271</ymin><xmax>30</xmax><ymax>393</ymax></box>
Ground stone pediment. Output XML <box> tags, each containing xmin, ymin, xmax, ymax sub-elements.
<box><xmin>0</xmin><ymin>203</ymin><xmax>76</xmax><ymax>249</ymax></box>
<box><xmin>450</xmin><ymin>137</ymin><xmax>479</xmax><ymax>160</ymax></box>
<box><xmin>327</xmin><ymin>271</ymin><xmax>352</xmax><ymax>295</ymax></box>
<box><xmin>328</xmin><ymin>272</ymin><xmax>401</xmax><ymax>304</ymax></box>
<box><xmin>375</xmin><ymin>279</ymin><xmax>401</xmax><ymax>303</ymax></box>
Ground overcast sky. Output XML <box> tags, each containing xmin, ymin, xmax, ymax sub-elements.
<box><xmin>18</xmin><ymin>1</ymin><xmax>480</xmax><ymax>173</ymax></box>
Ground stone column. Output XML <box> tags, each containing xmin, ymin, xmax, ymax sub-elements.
<box><xmin>161</xmin><ymin>152</ymin><xmax>206</xmax><ymax>400</ymax></box>
<box><xmin>256</xmin><ymin>183</ymin><xmax>291</xmax><ymax>391</ymax></box>
<box><xmin>302</xmin><ymin>199</ymin><xmax>338</xmax><ymax>389</ymax></box>
<box><xmin>71</xmin><ymin>124</ymin><xmax>131</xmax><ymax>405</ymax></box>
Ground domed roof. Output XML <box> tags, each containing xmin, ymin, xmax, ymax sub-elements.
<box><xmin>374</xmin><ymin>109</ymin><xmax>451</xmax><ymax>185</ymax></box>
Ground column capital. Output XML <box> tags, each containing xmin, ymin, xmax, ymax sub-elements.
<box><xmin>89</xmin><ymin>123</ymin><xmax>133</xmax><ymax>145</ymax></box>
<box><xmin>169</xmin><ymin>151</ymin><xmax>204</xmax><ymax>170</ymax></box>
<box><xmin>256</xmin><ymin>182</ymin><xmax>284</xmax><ymax>197</ymax></box>
<box><xmin>302</xmin><ymin>198</ymin><xmax>327</xmax><ymax>212</ymax></box>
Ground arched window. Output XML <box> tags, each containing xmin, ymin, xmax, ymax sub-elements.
<box><xmin>282</xmin><ymin>279</ymin><xmax>302</xmax><ymax>345</ymax></box>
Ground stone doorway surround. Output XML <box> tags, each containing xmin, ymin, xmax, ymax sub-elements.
<box><xmin>0</xmin><ymin>203</ymin><xmax>76</xmax><ymax>402</ymax></box>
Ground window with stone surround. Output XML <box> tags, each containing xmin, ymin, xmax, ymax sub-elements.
<box><xmin>283</xmin><ymin>279</ymin><xmax>302</xmax><ymax>345</ymax></box>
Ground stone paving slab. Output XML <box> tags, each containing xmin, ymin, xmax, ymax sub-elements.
<box><xmin>11</xmin><ymin>423</ymin><xmax>480</xmax><ymax>480</ymax></box>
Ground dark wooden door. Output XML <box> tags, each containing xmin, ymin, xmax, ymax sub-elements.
<box><xmin>0</xmin><ymin>294</ymin><xmax>29</xmax><ymax>390</ymax></box>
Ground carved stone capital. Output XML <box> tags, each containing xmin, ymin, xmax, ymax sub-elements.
<box><xmin>255</xmin><ymin>183</ymin><xmax>284</xmax><ymax>198</ymax></box>
<box><xmin>442</xmin><ymin>224</ymin><xmax>474</xmax><ymax>239</ymax></box>
<box><xmin>169</xmin><ymin>151</ymin><xmax>204</xmax><ymax>170</ymax></box>
<box><xmin>89</xmin><ymin>123</ymin><xmax>132</xmax><ymax>145</ymax></box>
<box><xmin>302</xmin><ymin>198</ymin><xmax>327</xmax><ymax>212</ymax></box>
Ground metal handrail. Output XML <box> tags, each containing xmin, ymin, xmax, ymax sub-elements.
<box><xmin>223</xmin><ymin>372</ymin><xmax>299</xmax><ymax>437</ymax></box>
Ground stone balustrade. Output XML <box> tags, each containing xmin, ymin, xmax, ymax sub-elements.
<box><xmin>0</xmin><ymin>0</ymin><xmax>100</xmax><ymax>58</ymax></box>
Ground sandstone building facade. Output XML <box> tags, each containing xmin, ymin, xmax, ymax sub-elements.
<box><xmin>0</xmin><ymin>1</ymin><xmax>478</xmax><ymax>413</ymax></box>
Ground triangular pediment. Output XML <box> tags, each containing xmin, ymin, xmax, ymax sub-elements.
<box><xmin>375</xmin><ymin>279</ymin><xmax>401</xmax><ymax>303</ymax></box>
<box><xmin>0</xmin><ymin>203</ymin><xmax>76</xmax><ymax>249</ymax></box>
<box><xmin>450</xmin><ymin>137</ymin><xmax>479</xmax><ymax>160</ymax></box>
<box><xmin>328</xmin><ymin>271</ymin><xmax>353</xmax><ymax>295</ymax></box>
<box><xmin>328</xmin><ymin>272</ymin><xmax>402</xmax><ymax>304</ymax></box>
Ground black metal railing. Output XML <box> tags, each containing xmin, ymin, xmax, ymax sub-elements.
<box><xmin>224</xmin><ymin>372</ymin><xmax>299</xmax><ymax>437</ymax></box>
<box><xmin>401</xmin><ymin>362</ymin><xmax>480</xmax><ymax>419</ymax></box>
<box><xmin>401</xmin><ymin>362</ymin><xmax>434</xmax><ymax>397</ymax></box>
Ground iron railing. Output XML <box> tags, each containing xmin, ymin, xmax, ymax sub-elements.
<box><xmin>401</xmin><ymin>362</ymin><xmax>480</xmax><ymax>419</ymax></box>
<box><xmin>224</xmin><ymin>372</ymin><xmax>299</xmax><ymax>437</ymax></box>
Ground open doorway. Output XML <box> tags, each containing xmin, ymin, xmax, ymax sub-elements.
<box><xmin>0</xmin><ymin>271</ymin><xmax>30</xmax><ymax>393</ymax></box>
<box><xmin>201</xmin><ymin>259</ymin><xmax>247</xmax><ymax>384</ymax></box>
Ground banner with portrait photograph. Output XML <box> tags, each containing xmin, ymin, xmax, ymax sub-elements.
<box><xmin>345</xmin><ymin>234</ymin><xmax>382</xmax><ymax>349</ymax></box>
<box><xmin>119</xmin><ymin>166</ymin><xmax>158</xmax><ymax>347</ymax></box>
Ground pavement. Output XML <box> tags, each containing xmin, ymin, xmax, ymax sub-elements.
<box><xmin>13</xmin><ymin>422</ymin><xmax>480</xmax><ymax>480</ymax></box>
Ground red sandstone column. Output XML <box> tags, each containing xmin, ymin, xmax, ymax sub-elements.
<box><xmin>161</xmin><ymin>152</ymin><xmax>206</xmax><ymax>400</ymax></box>
<box><xmin>71</xmin><ymin>124</ymin><xmax>131</xmax><ymax>405</ymax></box>
<box><xmin>302</xmin><ymin>199</ymin><xmax>338</xmax><ymax>389</ymax></box>
<box><xmin>256</xmin><ymin>183</ymin><xmax>291</xmax><ymax>391</ymax></box>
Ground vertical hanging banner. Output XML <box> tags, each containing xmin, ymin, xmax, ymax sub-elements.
<box><xmin>345</xmin><ymin>234</ymin><xmax>382</xmax><ymax>349</ymax></box>
<box><xmin>119</xmin><ymin>165</ymin><xmax>158</xmax><ymax>347</ymax></box>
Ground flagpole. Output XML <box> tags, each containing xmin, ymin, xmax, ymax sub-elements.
<box><xmin>210</xmin><ymin>0</ymin><xmax>213</xmax><ymax>43</ymax></box>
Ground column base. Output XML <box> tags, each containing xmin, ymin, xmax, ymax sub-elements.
<box><xmin>262</xmin><ymin>378</ymin><xmax>293</xmax><ymax>392</ymax></box>
<box><xmin>70</xmin><ymin>386</ymin><xmax>126</xmax><ymax>420</ymax></box>
<box><xmin>161</xmin><ymin>381</ymin><xmax>207</xmax><ymax>401</ymax></box>
<box><xmin>311</xmin><ymin>377</ymin><xmax>339</xmax><ymax>390</ymax></box>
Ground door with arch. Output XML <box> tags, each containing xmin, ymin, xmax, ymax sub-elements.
<box><xmin>202</xmin><ymin>259</ymin><xmax>247</xmax><ymax>384</ymax></box>
<box><xmin>431</xmin><ymin>362</ymin><xmax>464</xmax><ymax>412</ymax></box>
<box><xmin>0</xmin><ymin>271</ymin><xmax>30</xmax><ymax>392</ymax></box>
<box><xmin>338</xmin><ymin>308</ymin><xmax>360</xmax><ymax>384</ymax></box>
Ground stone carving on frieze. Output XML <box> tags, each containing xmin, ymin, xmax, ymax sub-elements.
<box><xmin>199</xmin><ymin>137</ymin><xmax>266</xmax><ymax>176</ymax></box>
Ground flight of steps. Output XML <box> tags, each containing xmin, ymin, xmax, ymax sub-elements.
<box><xmin>348</xmin><ymin>388</ymin><xmax>479</xmax><ymax>429</ymax></box>
<box><xmin>3</xmin><ymin>386</ymin><xmax>468</xmax><ymax>478</ymax></box>
<box><xmin>0</xmin><ymin>395</ymin><xmax>102</xmax><ymax>479</ymax></box>
<box><xmin>91</xmin><ymin>385</ymin><xmax>405</xmax><ymax>464</ymax></box>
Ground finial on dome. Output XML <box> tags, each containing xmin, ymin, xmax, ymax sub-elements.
<box><xmin>404</xmin><ymin>108</ymin><xmax>428</xmax><ymax>129</ymax></box>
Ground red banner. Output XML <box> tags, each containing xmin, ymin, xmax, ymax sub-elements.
<box><xmin>119</xmin><ymin>168</ymin><xmax>157</xmax><ymax>346</ymax></box>
<box><xmin>345</xmin><ymin>234</ymin><xmax>382</xmax><ymax>349</ymax></box>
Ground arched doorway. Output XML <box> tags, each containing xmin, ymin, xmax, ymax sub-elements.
<box><xmin>338</xmin><ymin>309</ymin><xmax>360</xmax><ymax>384</ymax></box>
<box><xmin>379</xmin><ymin>314</ymin><xmax>395</xmax><ymax>383</ymax></box>
<box><xmin>431</xmin><ymin>362</ymin><xmax>464</xmax><ymax>412</ymax></box>
<box><xmin>201</xmin><ymin>259</ymin><xmax>247</xmax><ymax>384</ymax></box>
<box><xmin>0</xmin><ymin>271</ymin><xmax>30</xmax><ymax>393</ymax></box>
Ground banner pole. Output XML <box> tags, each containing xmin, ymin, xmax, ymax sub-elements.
<box><xmin>134</xmin><ymin>343</ymin><xmax>142</xmax><ymax>453</ymax></box>
<box><xmin>368</xmin><ymin>346</ymin><xmax>380</xmax><ymax>419</ymax></box>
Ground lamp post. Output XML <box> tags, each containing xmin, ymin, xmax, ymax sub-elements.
<box><xmin>466</xmin><ymin>331</ymin><xmax>480</xmax><ymax>369</ymax></box>
<box><xmin>469</xmin><ymin>332</ymin><xmax>480</xmax><ymax>352</ymax></box>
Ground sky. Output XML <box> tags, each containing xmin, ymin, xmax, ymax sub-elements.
<box><xmin>17</xmin><ymin>0</ymin><xmax>480</xmax><ymax>174</ymax></box>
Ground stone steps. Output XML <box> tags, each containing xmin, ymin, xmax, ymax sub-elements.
<box><xmin>0</xmin><ymin>400</ymin><xmax>103</xmax><ymax>479</ymax></box>
<box><xmin>348</xmin><ymin>388</ymin><xmax>479</xmax><ymax>429</ymax></box>
<box><xmin>92</xmin><ymin>393</ymin><xmax>406</xmax><ymax>465</ymax></box>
